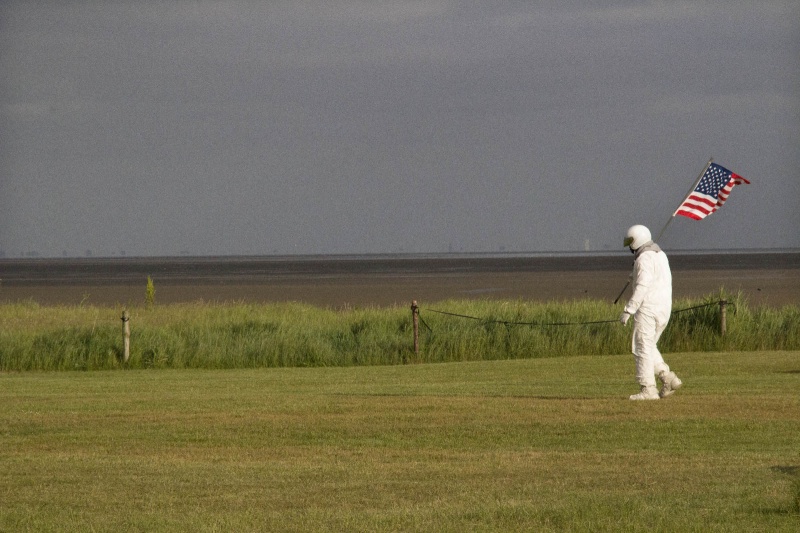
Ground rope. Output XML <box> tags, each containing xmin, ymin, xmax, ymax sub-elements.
<box><xmin>418</xmin><ymin>313</ymin><xmax>434</xmax><ymax>333</ymax></box>
<box><xmin>425</xmin><ymin>308</ymin><xmax>618</xmax><ymax>327</ymax></box>
<box><xmin>670</xmin><ymin>301</ymin><xmax>730</xmax><ymax>315</ymax></box>
<box><xmin>421</xmin><ymin>301</ymin><xmax>722</xmax><ymax>330</ymax></box>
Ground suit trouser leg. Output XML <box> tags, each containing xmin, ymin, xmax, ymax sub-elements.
<box><xmin>632</xmin><ymin>312</ymin><xmax>670</xmax><ymax>387</ymax></box>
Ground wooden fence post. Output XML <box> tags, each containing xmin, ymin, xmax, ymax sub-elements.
<box><xmin>121</xmin><ymin>310</ymin><xmax>130</xmax><ymax>362</ymax></box>
<box><xmin>411</xmin><ymin>300</ymin><xmax>419</xmax><ymax>361</ymax></box>
<box><xmin>719</xmin><ymin>300</ymin><xmax>727</xmax><ymax>337</ymax></box>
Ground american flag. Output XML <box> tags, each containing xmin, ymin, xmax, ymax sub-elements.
<box><xmin>674</xmin><ymin>163</ymin><xmax>750</xmax><ymax>220</ymax></box>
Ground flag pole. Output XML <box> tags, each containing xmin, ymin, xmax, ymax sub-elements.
<box><xmin>669</xmin><ymin>157</ymin><xmax>715</xmax><ymax>218</ymax></box>
<box><xmin>613</xmin><ymin>157</ymin><xmax>714</xmax><ymax>305</ymax></box>
<box><xmin>656</xmin><ymin>157</ymin><xmax>714</xmax><ymax>240</ymax></box>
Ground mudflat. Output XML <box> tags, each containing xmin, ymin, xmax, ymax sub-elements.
<box><xmin>1</xmin><ymin>253</ymin><xmax>798</xmax><ymax>308</ymax></box>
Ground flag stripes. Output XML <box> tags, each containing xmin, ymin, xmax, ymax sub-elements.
<box><xmin>674</xmin><ymin>163</ymin><xmax>750</xmax><ymax>220</ymax></box>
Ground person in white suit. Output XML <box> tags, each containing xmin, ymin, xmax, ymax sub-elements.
<box><xmin>620</xmin><ymin>225</ymin><xmax>683</xmax><ymax>400</ymax></box>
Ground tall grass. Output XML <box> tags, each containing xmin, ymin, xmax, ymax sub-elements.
<box><xmin>1</xmin><ymin>291</ymin><xmax>798</xmax><ymax>371</ymax></box>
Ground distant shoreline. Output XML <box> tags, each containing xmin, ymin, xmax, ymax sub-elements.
<box><xmin>2</xmin><ymin>252</ymin><xmax>798</xmax><ymax>308</ymax></box>
<box><xmin>2</xmin><ymin>251</ymin><xmax>798</xmax><ymax>286</ymax></box>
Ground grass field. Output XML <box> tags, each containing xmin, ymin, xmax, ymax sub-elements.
<box><xmin>1</xmin><ymin>351</ymin><xmax>798</xmax><ymax>532</ymax></box>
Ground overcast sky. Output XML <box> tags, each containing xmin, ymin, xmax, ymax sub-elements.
<box><xmin>1</xmin><ymin>1</ymin><xmax>798</xmax><ymax>258</ymax></box>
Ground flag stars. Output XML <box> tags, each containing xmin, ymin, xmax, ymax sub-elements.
<box><xmin>674</xmin><ymin>162</ymin><xmax>750</xmax><ymax>221</ymax></box>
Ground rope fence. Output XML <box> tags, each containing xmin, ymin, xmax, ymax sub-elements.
<box><xmin>111</xmin><ymin>299</ymin><xmax>732</xmax><ymax>364</ymax></box>
<box><xmin>410</xmin><ymin>299</ymin><xmax>731</xmax><ymax>357</ymax></box>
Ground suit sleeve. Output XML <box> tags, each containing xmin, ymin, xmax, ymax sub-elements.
<box><xmin>624</xmin><ymin>253</ymin><xmax>655</xmax><ymax>315</ymax></box>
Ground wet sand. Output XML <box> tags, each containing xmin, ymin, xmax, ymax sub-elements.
<box><xmin>1</xmin><ymin>253</ymin><xmax>798</xmax><ymax>308</ymax></box>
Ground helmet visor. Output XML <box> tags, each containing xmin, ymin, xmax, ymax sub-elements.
<box><xmin>623</xmin><ymin>236</ymin><xmax>634</xmax><ymax>247</ymax></box>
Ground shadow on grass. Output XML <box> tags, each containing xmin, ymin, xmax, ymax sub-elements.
<box><xmin>330</xmin><ymin>393</ymin><xmax>596</xmax><ymax>400</ymax></box>
<box><xmin>770</xmin><ymin>465</ymin><xmax>800</xmax><ymax>515</ymax></box>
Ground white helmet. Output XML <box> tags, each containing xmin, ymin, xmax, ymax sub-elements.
<box><xmin>623</xmin><ymin>225</ymin><xmax>652</xmax><ymax>250</ymax></box>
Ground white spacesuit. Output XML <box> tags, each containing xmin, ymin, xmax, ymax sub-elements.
<box><xmin>620</xmin><ymin>225</ymin><xmax>683</xmax><ymax>400</ymax></box>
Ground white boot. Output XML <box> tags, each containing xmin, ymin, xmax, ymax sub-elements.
<box><xmin>658</xmin><ymin>371</ymin><xmax>683</xmax><ymax>398</ymax></box>
<box><xmin>629</xmin><ymin>385</ymin><xmax>660</xmax><ymax>400</ymax></box>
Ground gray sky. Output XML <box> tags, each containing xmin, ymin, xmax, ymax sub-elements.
<box><xmin>1</xmin><ymin>1</ymin><xmax>798</xmax><ymax>258</ymax></box>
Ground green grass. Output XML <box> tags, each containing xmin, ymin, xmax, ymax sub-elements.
<box><xmin>1</xmin><ymin>351</ymin><xmax>799</xmax><ymax>532</ymax></box>
<box><xmin>1</xmin><ymin>292</ymin><xmax>798</xmax><ymax>370</ymax></box>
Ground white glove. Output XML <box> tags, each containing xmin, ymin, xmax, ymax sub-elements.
<box><xmin>619</xmin><ymin>312</ymin><xmax>631</xmax><ymax>325</ymax></box>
